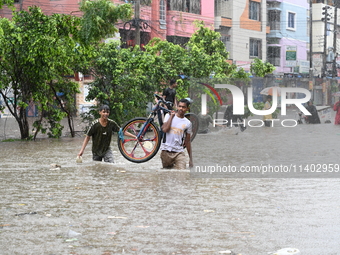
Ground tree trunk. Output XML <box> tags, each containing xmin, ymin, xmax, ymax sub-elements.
<box><xmin>52</xmin><ymin>88</ymin><xmax>75</xmax><ymax>138</ymax></box>
<box><xmin>67</xmin><ymin>114</ymin><xmax>75</xmax><ymax>137</ymax></box>
<box><xmin>17</xmin><ymin>107</ymin><xmax>30</xmax><ymax>140</ymax></box>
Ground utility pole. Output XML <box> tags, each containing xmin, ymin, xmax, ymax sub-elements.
<box><xmin>309</xmin><ymin>0</ymin><xmax>313</xmax><ymax>90</ymax></box>
<box><xmin>332</xmin><ymin>5</ymin><xmax>338</xmax><ymax>78</ymax></box>
<box><xmin>322</xmin><ymin>5</ymin><xmax>331</xmax><ymax>77</ymax></box>
<box><xmin>135</xmin><ymin>0</ymin><xmax>141</xmax><ymax>47</ymax></box>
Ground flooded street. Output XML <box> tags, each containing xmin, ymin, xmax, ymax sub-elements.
<box><xmin>1</xmin><ymin>111</ymin><xmax>340</xmax><ymax>254</ymax></box>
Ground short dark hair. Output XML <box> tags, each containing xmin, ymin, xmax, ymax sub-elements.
<box><xmin>267</xmin><ymin>95</ymin><xmax>272</xmax><ymax>100</ymax></box>
<box><xmin>170</xmin><ymin>79</ymin><xmax>177</xmax><ymax>86</ymax></box>
<box><xmin>99</xmin><ymin>104</ymin><xmax>110</xmax><ymax>112</ymax></box>
<box><xmin>179</xmin><ymin>98</ymin><xmax>190</xmax><ymax>107</ymax></box>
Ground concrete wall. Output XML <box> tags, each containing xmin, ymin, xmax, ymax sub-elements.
<box><xmin>230</xmin><ymin>0</ymin><xmax>268</xmax><ymax>69</ymax></box>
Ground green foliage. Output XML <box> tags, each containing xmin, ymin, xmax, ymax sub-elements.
<box><xmin>85</xmin><ymin>21</ymin><xmax>250</xmax><ymax>124</ymax></box>
<box><xmin>0</xmin><ymin>0</ymin><xmax>14</xmax><ymax>10</ymax></box>
<box><xmin>0</xmin><ymin>1</ymin><xmax>129</xmax><ymax>140</ymax></box>
<box><xmin>79</xmin><ymin>0</ymin><xmax>132</xmax><ymax>45</ymax></box>
<box><xmin>250</xmin><ymin>58</ymin><xmax>276</xmax><ymax>77</ymax></box>
<box><xmin>84</xmin><ymin>42</ymin><xmax>157</xmax><ymax>125</ymax></box>
<box><xmin>186</xmin><ymin>21</ymin><xmax>229</xmax><ymax>79</ymax></box>
<box><xmin>145</xmin><ymin>38</ymin><xmax>189</xmax><ymax>90</ymax></box>
<box><xmin>139</xmin><ymin>22</ymin><xmax>250</xmax><ymax>111</ymax></box>
<box><xmin>0</xmin><ymin>6</ymin><xmax>82</xmax><ymax>139</ymax></box>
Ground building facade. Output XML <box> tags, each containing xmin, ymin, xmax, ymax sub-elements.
<box><xmin>266</xmin><ymin>0</ymin><xmax>309</xmax><ymax>75</ymax></box>
<box><xmin>215</xmin><ymin>0</ymin><xmax>269</xmax><ymax>72</ymax></box>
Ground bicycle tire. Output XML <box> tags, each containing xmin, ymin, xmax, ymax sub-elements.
<box><xmin>184</xmin><ymin>113</ymin><xmax>199</xmax><ymax>142</ymax></box>
<box><xmin>118</xmin><ymin>117</ymin><xmax>161</xmax><ymax>163</ymax></box>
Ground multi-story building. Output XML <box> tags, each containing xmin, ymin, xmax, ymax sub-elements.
<box><xmin>266</xmin><ymin>0</ymin><xmax>309</xmax><ymax>75</ymax></box>
<box><xmin>215</xmin><ymin>0</ymin><xmax>269</xmax><ymax>72</ymax></box>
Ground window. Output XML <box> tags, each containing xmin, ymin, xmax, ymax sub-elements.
<box><xmin>249</xmin><ymin>1</ymin><xmax>260</xmax><ymax>21</ymax></box>
<box><xmin>160</xmin><ymin>0</ymin><xmax>166</xmax><ymax>23</ymax></box>
<box><xmin>249</xmin><ymin>38</ymin><xmax>262</xmax><ymax>58</ymax></box>
<box><xmin>287</xmin><ymin>12</ymin><xmax>296</xmax><ymax>30</ymax></box>
<box><xmin>167</xmin><ymin>0</ymin><xmax>201</xmax><ymax>15</ymax></box>
<box><xmin>267</xmin><ymin>46</ymin><xmax>281</xmax><ymax>66</ymax></box>
<box><xmin>268</xmin><ymin>10</ymin><xmax>280</xmax><ymax>30</ymax></box>
<box><xmin>159</xmin><ymin>0</ymin><xmax>166</xmax><ymax>29</ymax></box>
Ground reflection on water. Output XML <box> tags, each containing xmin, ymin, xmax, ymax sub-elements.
<box><xmin>1</xmin><ymin>124</ymin><xmax>340</xmax><ymax>254</ymax></box>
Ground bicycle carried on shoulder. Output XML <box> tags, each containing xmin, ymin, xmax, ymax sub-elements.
<box><xmin>118</xmin><ymin>94</ymin><xmax>199</xmax><ymax>163</ymax></box>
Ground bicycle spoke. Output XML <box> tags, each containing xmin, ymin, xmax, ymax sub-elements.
<box><xmin>118</xmin><ymin>118</ymin><xmax>161</xmax><ymax>163</ymax></box>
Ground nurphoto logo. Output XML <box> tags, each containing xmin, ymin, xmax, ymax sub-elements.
<box><xmin>201</xmin><ymin>84</ymin><xmax>312</xmax><ymax>127</ymax></box>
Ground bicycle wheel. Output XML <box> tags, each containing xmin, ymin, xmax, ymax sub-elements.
<box><xmin>184</xmin><ymin>113</ymin><xmax>199</xmax><ymax>142</ymax></box>
<box><xmin>118</xmin><ymin>117</ymin><xmax>161</xmax><ymax>163</ymax></box>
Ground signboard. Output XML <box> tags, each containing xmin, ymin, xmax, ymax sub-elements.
<box><xmin>285</xmin><ymin>60</ymin><xmax>297</xmax><ymax>67</ymax></box>
<box><xmin>286</xmin><ymin>46</ymin><xmax>297</xmax><ymax>60</ymax></box>
<box><xmin>299</xmin><ymin>60</ymin><xmax>310</xmax><ymax>74</ymax></box>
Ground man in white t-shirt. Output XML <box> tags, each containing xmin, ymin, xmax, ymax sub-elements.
<box><xmin>160</xmin><ymin>98</ymin><xmax>193</xmax><ymax>169</ymax></box>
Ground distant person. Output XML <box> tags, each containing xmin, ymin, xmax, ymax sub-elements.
<box><xmin>160</xmin><ymin>98</ymin><xmax>193</xmax><ymax>169</ymax></box>
<box><xmin>305</xmin><ymin>101</ymin><xmax>320</xmax><ymax>124</ymax></box>
<box><xmin>78</xmin><ymin>105</ymin><xmax>135</xmax><ymax>163</ymax></box>
<box><xmin>223</xmin><ymin>104</ymin><xmax>246</xmax><ymax>131</ymax></box>
<box><xmin>162</xmin><ymin>79</ymin><xmax>178</xmax><ymax>110</ymax></box>
<box><xmin>333</xmin><ymin>99</ymin><xmax>340</xmax><ymax>125</ymax></box>
<box><xmin>197</xmin><ymin>110</ymin><xmax>213</xmax><ymax>134</ymax></box>
<box><xmin>263</xmin><ymin>95</ymin><xmax>273</xmax><ymax>127</ymax></box>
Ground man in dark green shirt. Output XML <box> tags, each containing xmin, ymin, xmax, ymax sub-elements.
<box><xmin>78</xmin><ymin>105</ymin><xmax>122</xmax><ymax>163</ymax></box>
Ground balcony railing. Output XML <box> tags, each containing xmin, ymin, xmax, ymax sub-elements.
<box><xmin>268</xmin><ymin>21</ymin><xmax>280</xmax><ymax>30</ymax></box>
<box><xmin>268</xmin><ymin>57</ymin><xmax>281</xmax><ymax>66</ymax></box>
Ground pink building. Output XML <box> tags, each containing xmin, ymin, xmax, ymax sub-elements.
<box><xmin>0</xmin><ymin>0</ymin><xmax>215</xmax><ymax>47</ymax></box>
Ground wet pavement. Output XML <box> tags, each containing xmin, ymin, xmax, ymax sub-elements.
<box><xmin>1</xmin><ymin>108</ymin><xmax>340</xmax><ymax>254</ymax></box>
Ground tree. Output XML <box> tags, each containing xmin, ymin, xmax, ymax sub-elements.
<box><xmin>144</xmin><ymin>38</ymin><xmax>190</xmax><ymax>93</ymax></box>
<box><xmin>79</xmin><ymin>0</ymin><xmax>132</xmax><ymax>45</ymax></box>
<box><xmin>0</xmin><ymin>8</ymin><xmax>82</xmax><ymax>139</ymax></box>
<box><xmin>84</xmin><ymin>42</ymin><xmax>157</xmax><ymax>125</ymax></box>
<box><xmin>84</xmin><ymin>21</ymin><xmax>251</xmax><ymax>122</ymax></box>
<box><xmin>183</xmin><ymin>22</ymin><xmax>250</xmax><ymax>113</ymax></box>
<box><xmin>0</xmin><ymin>0</ymin><xmax>132</xmax><ymax>140</ymax></box>
<box><xmin>250</xmin><ymin>58</ymin><xmax>276</xmax><ymax>77</ymax></box>
<box><xmin>0</xmin><ymin>0</ymin><xmax>13</xmax><ymax>9</ymax></box>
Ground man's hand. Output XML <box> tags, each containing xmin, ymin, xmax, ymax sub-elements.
<box><xmin>189</xmin><ymin>159</ymin><xmax>193</xmax><ymax>168</ymax></box>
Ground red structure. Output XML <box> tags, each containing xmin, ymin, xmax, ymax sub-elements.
<box><xmin>0</xmin><ymin>0</ymin><xmax>214</xmax><ymax>47</ymax></box>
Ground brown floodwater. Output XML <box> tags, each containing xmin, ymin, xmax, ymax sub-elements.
<box><xmin>1</xmin><ymin>113</ymin><xmax>340</xmax><ymax>254</ymax></box>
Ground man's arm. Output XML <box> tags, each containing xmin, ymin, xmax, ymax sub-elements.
<box><xmin>124</xmin><ymin>131</ymin><xmax>137</xmax><ymax>139</ymax></box>
<box><xmin>78</xmin><ymin>135</ymin><xmax>91</xmax><ymax>157</ymax></box>
<box><xmin>162</xmin><ymin>88</ymin><xmax>167</xmax><ymax>100</ymax></box>
<box><xmin>113</xmin><ymin>120</ymin><xmax>136</xmax><ymax>139</ymax></box>
<box><xmin>161</xmin><ymin>111</ymin><xmax>175</xmax><ymax>133</ymax></box>
<box><xmin>184</xmin><ymin>133</ymin><xmax>193</xmax><ymax>168</ymax></box>
<box><xmin>174</xmin><ymin>97</ymin><xmax>178</xmax><ymax>109</ymax></box>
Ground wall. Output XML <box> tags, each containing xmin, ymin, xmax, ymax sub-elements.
<box><xmin>230</xmin><ymin>0</ymin><xmax>268</xmax><ymax>66</ymax></box>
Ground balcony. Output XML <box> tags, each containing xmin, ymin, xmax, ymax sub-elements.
<box><xmin>269</xmin><ymin>21</ymin><xmax>280</xmax><ymax>31</ymax></box>
<box><xmin>167</xmin><ymin>10</ymin><xmax>214</xmax><ymax>37</ymax></box>
<box><xmin>215</xmin><ymin>16</ymin><xmax>232</xmax><ymax>30</ymax></box>
<box><xmin>268</xmin><ymin>57</ymin><xmax>281</xmax><ymax>66</ymax></box>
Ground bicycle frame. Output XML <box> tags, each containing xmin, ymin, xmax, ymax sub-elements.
<box><xmin>117</xmin><ymin>95</ymin><xmax>199</xmax><ymax>163</ymax></box>
<box><xmin>136</xmin><ymin>95</ymin><xmax>171</xmax><ymax>139</ymax></box>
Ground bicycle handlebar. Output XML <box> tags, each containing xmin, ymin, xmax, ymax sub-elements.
<box><xmin>154</xmin><ymin>94</ymin><xmax>173</xmax><ymax>108</ymax></box>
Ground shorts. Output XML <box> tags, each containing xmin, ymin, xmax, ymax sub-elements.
<box><xmin>160</xmin><ymin>150</ymin><xmax>187</xmax><ymax>169</ymax></box>
<box><xmin>93</xmin><ymin>149</ymin><xmax>114</xmax><ymax>163</ymax></box>
<box><xmin>264</xmin><ymin>120</ymin><xmax>272</xmax><ymax>127</ymax></box>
